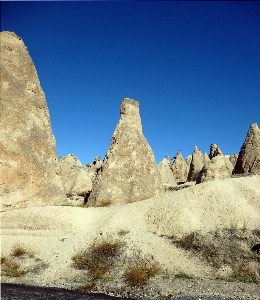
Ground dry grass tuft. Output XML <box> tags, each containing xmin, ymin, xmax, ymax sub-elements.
<box><xmin>123</xmin><ymin>260</ymin><xmax>160</xmax><ymax>287</ymax></box>
<box><xmin>1</xmin><ymin>256</ymin><xmax>26</xmax><ymax>277</ymax></box>
<box><xmin>171</xmin><ymin>228</ymin><xmax>260</xmax><ymax>283</ymax></box>
<box><xmin>72</xmin><ymin>236</ymin><xmax>123</xmax><ymax>279</ymax></box>
<box><xmin>10</xmin><ymin>243</ymin><xmax>35</xmax><ymax>258</ymax></box>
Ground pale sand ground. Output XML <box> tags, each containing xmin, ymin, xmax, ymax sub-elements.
<box><xmin>1</xmin><ymin>175</ymin><xmax>260</xmax><ymax>297</ymax></box>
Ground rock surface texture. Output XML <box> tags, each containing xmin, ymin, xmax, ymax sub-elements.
<box><xmin>158</xmin><ymin>157</ymin><xmax>177</xmax><ymax>187</ymax></box>
<box><xmin>209</xmin><ymin>144</ymin><xmax>223</xmax><ymax>159</ymax></box>
<box><xmin>0</xmin><ymin>31</ymin><xmax>65</xmax><ymax>209</ymax></box>
<box><xmin>233</xmin><ymin>123</ymin><xmax>260</xmax><ymax>175</ymax></box>
<box><xmin>196</xmin><ymin>155</ymin><xmax>234</xmax><ymax>184</ymax></box>
<box><xmin>59</xmin><ymin>154</ymin><xmax>92</xmax><ymax>197</ymax></box>
<box><xmin>170</xmin><ymin>151</ymin><xmax>188</xmax><ymax>183</ymax></box>
<box><xmin>87</xmin><ymin>98</ymin><xmax>164</xmax><ymax>206</ymax></box>
<box><xmin>85</xmin><ymin>156</ymin><xmax>103</xmax><ymax>182</ymax></box>
<box><xmin>187</xmin><ymin>147</ymin><xmax>204</xmax><ymax>181</ymax></box>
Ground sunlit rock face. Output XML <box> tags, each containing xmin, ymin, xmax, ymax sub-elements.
<box><xmin>59</xmin><ymin>154</ymin><xmax>92</xmax><ymax>197</ymax></box>
<box><xmin>0</xmin><ymin>31</ymin><xmax>65</xmax><ymax>209</ymax></box>
<box><xmin>88</xmin><ymin>98</ymin><xmax>164</xmax><ymax>207</ymax></box>
<box><xmin>187</xmin><ymin>146</ymin><xmax>204</xmax><ymax>181</ymax></box>
<box><xmin>170</xmin><ymin>151</ymin><xmax>188</xmax><ymax>183</ymax></box>
<box><xmin>233</xmin><ymin>123</ymin><xmax>260</xmax><ymax>175</ymax></box>
<box><xmin>158</xmin><ymin>156</ymin><xmax>177</xmax><ymax>188</ymax></box>
<box><xmin>196</xmin><ymin>156</ymin><xmax>234</xmax><ymax>184</ymax></box>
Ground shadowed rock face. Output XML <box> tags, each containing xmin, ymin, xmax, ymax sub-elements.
<box><xmin>209</xmin><ymin>144</ymin><xmax>223</xmax><ymax>159</ymax></box>
<box><xmin>0</xmin><ymin>31</ymin><xmax>65</xmax><ymax>208</ymax></box>
<box><xmin>88</xmin><ymin>98</ymin><xmax>164</xmax><ymax>206</ymax></box>
<box><xmin>233</xmin><ymin>123</ymin><xmax>260</xmax><ymax>175</ymax></box>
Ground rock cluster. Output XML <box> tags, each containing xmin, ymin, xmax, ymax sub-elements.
<box><xmin>196</xmin><ymin>144</ymin><xmax>233</xmax><ymax>183</ymax></box>
<box><xmin>0</xmin><ymin>31</ymin><xmax>65</xmax><ymax>208</ymax></box>
<box><xmin>87</xmin><ymin>98</ymin><xmax>164</xmax><ymax>206</ymax></box>
<box><xmin>170</xmin><ymin>151</ymin><xmax>188</xmax><ymax>183</ymax></box>
<box><xmin>59</xmin><ymin>154</ymin><xmax>92</xmax><ymax>197</ymax></box>
<box><xmin>233</xmin><ymin>123</ymin><xmax>260</xmax><ymax>175</ymax></box>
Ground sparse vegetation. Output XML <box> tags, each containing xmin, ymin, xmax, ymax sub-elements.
<box><xmin>1</xmin><ymin>256</ymin><xmax>26</xmax><ymax>277</ymax></box>
<box><xmin>72</xmin><ymin>236</ymin><xmax>123</xmax><ymax>279</ymax></box>
<box><xmin>170</xmin><ymin>228</ymin><xmax>260</xmax><ymax>283</ymax></box>
<box><xmin>123</xmin><ymin>260</ymin><xmax>160</xmax><ymax>287</ymax></box>
<box><xmin>1</xmin><ymin>243</ymin><xmax>47</xmax><ymax>278</ymax></box>
<box><xmin>10</xmin><ymin>243</ymin><xmax>35</xmax><ymax>258</ymax></box>
<box><xmin>174</xmin><ymin>272</ymin><xmax>193</xmax><ymax>279</ymax></box>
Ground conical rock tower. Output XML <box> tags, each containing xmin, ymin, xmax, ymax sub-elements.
<box><xmin>0</xmin><ymin>32</ymin><xmax>65</xmax><ymax>208</ymax></box>
<box><xmin>88</xmin><ymin>98</ymin><xmax>164</xmax><ymax>206</ymax></box>
<box><xmin>233</xmin><ymin>123</ymin><xmax>260</xmax><ymax>174</ymax></box>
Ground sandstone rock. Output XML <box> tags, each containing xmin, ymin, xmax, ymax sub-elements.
<box><xmin>209</xmin><ymin>144</ymin><xmax>223</xmax><ymax>159</ymax></box>
<box><xmin>59</xmin><ymin>154</ymin><xmax>92</xmax><ymax>197</ymax></box>
<box><xmin>202</xmin><ymin>152</ymin><xmax>210</xmax><ymax>165</ymax></box>
<box><xmin>186</xmin><ymin>155</ymin><xmax>192</xmax><ymax>170</ymax></box>
<box><xmin>233</xmin><ymin>123</ymin><xmax>260</xmax><ymax>175</ymax></box>
<box><xmin>187</xmin><ymin>146</ymin><xmax>204</xmax><ymax>181</ymax></box>
<box><xmin>170</xmin><ymin>151</ymin><xmax>188</xmax><ymax>183</ymax></box>
<box><xmin>0</xmin><ymin>31</ymin><xmax>65</xmax><ymax>209</ymax></box>
<box><xmin>228</xmin><ymin>154</ymin><xmax>238</xmax><ymax>167</ymax></box>
<box><xmin>158</xmin><ymin>156</ymin><xmax>177</xmax><ymax>188</ymax></box>
<box><xmin>85</xmin><ymin>156</ymin><xmax>103</xmax><ymax>182</ymax></box>
<box><xmin>196</xmin><ymin>155</ymin><xmax>233</xmax><ymax>184</ymax></box>
<box><xmin>87</xmin><ymin>98</ymin><xmax>164</xmax><ymax>206</ymax></box>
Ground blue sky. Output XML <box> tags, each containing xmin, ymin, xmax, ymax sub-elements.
<box><xmin>2</xmin><ymin>1</ymin><xmax>260</xmax><ymax>164</ymax></box>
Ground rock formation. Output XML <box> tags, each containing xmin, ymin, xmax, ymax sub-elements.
<box><xmin>233</xmin><ymin>123</ymin><xmax>260</xmax><ymax>175</ymax></box>
<box><xmin>0</xmin><ymin>31</ymin><xmax>65</xmax><ymax>208</ymax></box>
<box><xmin>158</xmin><ymin>157</ymin><xmax>177</xmax><ymax>188</ymax></box>
<box><xmin>228</xmin><ymin>154</ymin><xmax>238</xmax><ymax>167</ymax></box>
<box><xmin>87</xmin><ymin>98</ymin><xmax>164</xmax><ymax>206</ymax></box>
<box><xmin>170</xmin><ymin>151</ymin><xmax>188</xmax><ymax>183</ymax></box>
<box><xmin>59</xmin><ymin>154</ymin><xmax>92</xmax><ymax>197</ymax></box>
<box><xmin>85</xmin><ymin>156</ymin><xmax>103</xmax><ymax>182</ymax></box>
<box><xmin>202</xmin><ymin>152</ymin><xmax>210</xmax><ymax>165</ymax></box>
<box><xmin>187</xmin><ymin>146</ymin><xmax>204</xmax><ymax>181</ymax></box>
<box><xmin>196</xmin><ymin>155</ymin><xmax>234</xmax><ymax>183</ymax></box>
<box><xmin>209</xmin><ymin>144</ymin><xmax>223</xmax><ymax>159</ymax></box>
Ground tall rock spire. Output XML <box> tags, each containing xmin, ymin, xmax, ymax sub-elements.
<box><xmin>0</xmin><ymin>31</ymin><xmax>65</xmax><ymax>208</ymax></box>
<box><xmin>88</xmin><ymin>98</ymin><xmax>164</xmax><ymax>206</ymax></box>
<box><xmin>233</xmin><ymin>123</ymin><xmax>260</xmax><ymax>174</ymax></box>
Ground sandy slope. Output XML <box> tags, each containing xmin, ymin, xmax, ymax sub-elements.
<box><xmin>1</xmin><ymin>175</ymin><xmax>260</xmax><ymax>296</ymax></box>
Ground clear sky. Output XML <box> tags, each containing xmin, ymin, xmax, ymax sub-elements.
<box><xmin>2</xmin><ymin>1</ymin><xmax>260</xmax><ymax>164</ymax></box>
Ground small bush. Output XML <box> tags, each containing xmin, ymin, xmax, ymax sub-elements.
<box><xmin>72</xmin><ymin>237</ymin><xmax>123</xmax><ymax>279</ymax></box>
<box><xmin>124</xmin><ymin>261</ymin><xmax>160</xmax><ymax>287</ymax></box>
<box><xmin>1</xmin><ymin>257</ymin><xmax>26</xmax><ymax>277</ymax></box>
<box><xmin>10</xmin><ymin>243</ymin><xmax>35</xmax><ymax>258</ymax></box>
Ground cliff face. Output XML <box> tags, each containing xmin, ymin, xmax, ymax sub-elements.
<box><xmin>0</xmin><ymin>31</ymin><xmax>65</xmax><ymax>208</ymax></box>
<box><xmin>233</xmin><ymin>123</ymin><xmax>260</xmax><ymax>175</ymax></box>
<box><xmin>88</xmin><ymin>98</ymin><xmax>164</xmax><ymax>206</ymax></box>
